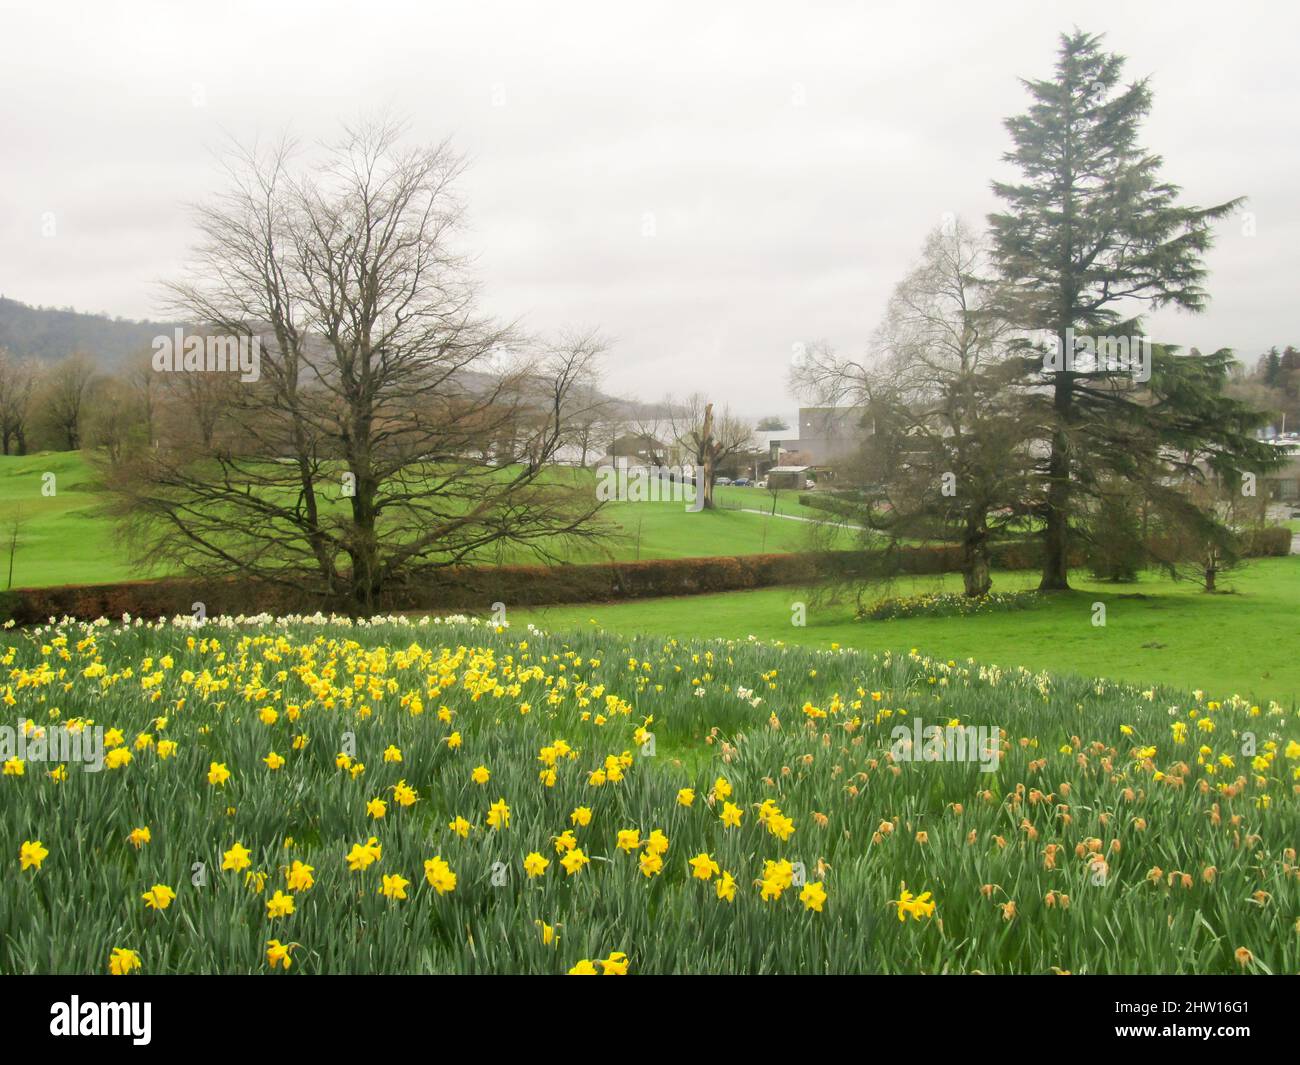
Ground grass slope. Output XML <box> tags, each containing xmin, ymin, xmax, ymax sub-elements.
<box><xmin>0</xmin><ymin>454</ymin><xmax>834</xmax><ymax>586</ymax></box>
<box><xmin>3</xmin><ymin>616</ymin><xmax>1295</xmax><ymax>974</ymax></box>
<box><xmin>518</xmin><ymin>558</ymin><xmax>1300</xmax><ymax>709</ymax></box>
<box><xmin>0</xmin><ymin>452</ymin><xmax>135</xmax><ymax>587</ymax></box>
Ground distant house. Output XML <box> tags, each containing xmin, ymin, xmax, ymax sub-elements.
<box><xmin>752</xmin><ymin>428</ymin><xmax>797</xmax><ymax>459</ymax></box>
<box><xmin>1260</xmin><ymin>434</ymin><xmax>1300</xmax><ymax>500</ymax></box>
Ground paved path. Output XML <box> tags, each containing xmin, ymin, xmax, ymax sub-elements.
<box><xmin>735</xmin><ymin>508</ymin><xmax>865</xmax><ymax>532</ymax></box>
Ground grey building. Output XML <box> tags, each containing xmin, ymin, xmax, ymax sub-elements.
<box><xmin>795</xmin><ymin>407</ymin><xmax>869</xmax><ymax>466</ymax></box>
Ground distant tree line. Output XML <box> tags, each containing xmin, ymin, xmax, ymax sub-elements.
<box><xmin>0</xmin><ymin>348</ymin><xmax>103</xmax><ymax>454</ymax></box>
<box><xmin>1229</xmin><ymin>346</ymin><xmax>1300</xmax><ymax>432</ymax></box>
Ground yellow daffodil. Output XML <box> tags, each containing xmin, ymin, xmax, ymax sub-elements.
<box><xmin>345</xmin><ymin>837</ymin><xmax>382</xmax><ymax>871</ymax></box>
<box><xmin>487</xmin><ymin>798</ymin><xmax>510</xmax><ymax>830</ymax></box>
<box><xmin>20</xmin><ymin>840</ymin><xmax>49</xmax><ymax>871</ymax></box>
<box><xmin>800</xmin><ymin>881</ymin><xmax>827</xmax><ymax>913</ymax></box>
<box><xmin>424</xmin><ymin>856</ymin><xmax>457</xmax><ymax>895</ymax></box>
<box><xmin>142</xmin><ymin>883</ymin><xmax>176</xmax><ymax>910</ymax></box>
<box><xmin>560</xmin><ymin>848</ymin><xmax>590</xmax><ymax>875</ymax></box>
<box><xmin>285</xmin><ymin>860</ymin><xmax>315</xmax><ymax>892</ymax></box>
<box><xmin>689</xmin><ymin>852</ymin><xmax>720</xmax><ymax>880</ymax></box>
<box><xmin>265</xmin><ymin>939</ymin><xmax>296</xmax><ymax>970</ymax></box>
<box><xmin>266</xmin><ymin>890</ymin><xmax>295</xmax><ymax>917</ymax></box>
<box><xmin>379</xmin><ymin>873</ymin><xmax>410</xmax><ymax>900</ymax></box>
<box><xmin>892</xmin><ymin>885</ymin><xmax>936</xmax><ymax>922</ymax></box>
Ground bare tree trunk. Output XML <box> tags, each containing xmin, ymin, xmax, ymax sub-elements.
<box><xmin>1040</xmin><ymin>375</ymin><xmax>1072</xmax><ymax>591</ymax></box>
<box><xmin>698</xmin><ymin>402</ymin><xmax>716</xmax><ymax>510</ymax></box>
<box><xmin>963</xmin><ymin>516</ymin><xmax>991</xmax><ymax>597</ymax></box>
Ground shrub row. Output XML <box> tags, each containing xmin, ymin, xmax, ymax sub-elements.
<box><xmin>0</xmin><ymin>555</ymin><xmax>839</xmax><ymax>625</ymax></box>
<box><xmin>0</xmin><ymin>543</ymin><xmax>1045</xmax><ymax>624</ymax></box>
<box><xmin>1142</xmin><ymin>524</ymin><xmax>1292</xmax><ymax>565</ymax></box>
<box><xmin>1240</xmin><ymin>524</ymin><xmax>1293</xmax><ymax>557</ymax></box>
<box><xmin>860</xmin><ymin>590</ymin><xmax>1041</xmax><ymax>621</ymax></box>
<box><xmin>0</xmin><ymin>526</ymin><xmax>1282</xmax><ymax>625</ymax></box>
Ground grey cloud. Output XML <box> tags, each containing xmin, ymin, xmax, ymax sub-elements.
<box><xmin>2</xmin><ymin>0</ymin><xmax>1297</xmax><ymax>420</ymax></box>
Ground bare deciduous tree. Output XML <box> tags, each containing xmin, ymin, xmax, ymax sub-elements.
<box><xmin>0</xmin><ymin>349</ymin><xmax>38</xmax><ymax>455</ymax></box>
<box><xmin>556</xmin><ymin>337</ymin><xmax>615</xmax><ymax>468</ymax></box>
<box><xmin>641</xmin><ymin>394</ymin><xmax>753</xmax><ymax>509</ymax></box>
<box><xmin>39</xmin><ymin>353</ymin><xmax>96</xmax><ymax>450</ymax></box>
<box><xmin>105</xmin><ymin>118</ymin><xmax>608</xmax><ymax>612</ymax></box>
<box><xmin>119</xmin><ymin>349</ymin><xmax>160</xmax><ymax>448</ymax></box>
<box><xmin>794</xmin><ymin>219</ymin><xmax>1034</xmax><ymax>596</ymax></box>
<box><xmin>84</xmin><ymin>375</ymin><xmax>149</xmax><ymax>463</ymax></box>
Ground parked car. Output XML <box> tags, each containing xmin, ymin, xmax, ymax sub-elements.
<box><xmin>731</xmin><ymin>477</ymin><xmax>752</xmax><ymax>487</ymax></box>
<box><xmin>756</xmin><ymin>479</ymin><xmax>768</xmax><ymax>489</ymax></box>
<box><xmin>803</xmin><ymin>479</ymin><xmax>816</xmax><ymax>489</ymax></box>
<box><xmin>714</xmin><ymin>476</ymin><xmax>732</xmax><ymax>486</ymax></box>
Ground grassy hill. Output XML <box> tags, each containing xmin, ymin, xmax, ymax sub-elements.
<box><xmin>0</xmin><ymin>452</ymin><xmax>137</xmax><ymax>586</ymax></box>
<box><xmin>0</xmin><ymin>453</ymin><xmax>838</xmax><ymax>588</ymax></box>
<box><xmin>9</xmin><ymin>451</ymin><xmax>1296</xmax><ymax>709</ymax></box>
<box><xmin>3</xmin><ymin>614</ymin><xmax>1295</xmax><ymax>974</ymax></box>
<box><xmin>0</xmin><ymin>296</ymin><xmax>180</xmax><ymax>366</ymax></box>
<box><xmin>518</xmin><ymin>557</ymin><xmax>1300</xmax><ymax>708</ymax></box>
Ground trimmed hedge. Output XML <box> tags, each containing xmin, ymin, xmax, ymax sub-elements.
<box><xmin>0</xmin><ymin>541</ymin><xmax>1068</xmax><ymax>624</ymax></box>
<box><xmin>0</xmin><ymin>555</ymin><xmax>839</xmax><ymax>625</ymax></box>
<box><xmin>4</xmin><ymin>524</ymin><xmax>1282</xmax><ymax>624</ymax></box>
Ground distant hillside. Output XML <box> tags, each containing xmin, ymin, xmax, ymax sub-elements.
<box><xmin>0</xmin><ymin>296</ymin><xmax>179</xmax><ymax>366</ymax></box>
<box><xmin>0</xmin><ymin>295</ymin><xmax>674</xmax><ymax>420</ymax></box>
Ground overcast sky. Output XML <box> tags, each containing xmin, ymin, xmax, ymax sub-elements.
<box><xmin>3</xmin><ymin>0</ymin><xmax>1297</xmax><ymax>420</ymax></box>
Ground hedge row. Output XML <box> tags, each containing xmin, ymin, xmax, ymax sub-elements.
<box><xmin>0</xmin><ymin>528</ymin><xmax>1283</xmax><ymax>624</ymax></box>
<box><xmin>0</xmin><ymin>541</ymin><xmax>1061</xmax><ymax>624</ymax></box>
<box><xmin>796</xmin><ymin>495</ymin><xmax>1294</xmax><ymax>564</ymax></box>
<box><xmin>1144</xmin><ymin>524</ymin><xmax>1292</xmax><ymax>564</ymax></box>
<box><xmin>0</xmin><ymin>554</ymin><xmax>840</xmax><ymax>625</ymax></box>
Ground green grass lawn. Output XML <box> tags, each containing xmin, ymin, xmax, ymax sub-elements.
<box><xmin>0</xmin><ymin>453</ymin><xmax>843</xmax><ymax>586</ymax></box>
<box><xmin>711</xmin><ymin>484</ymin><xmax>829</xmax><ymax>519</ymax></box>
<box><xmin>568</xmin><ymin>493</ymin><xmax>846</xmax><ymax>561</ymax></box>
<box><xmin>0</xmin><ymin>451</ymin><xmax>137</xmax><ymax>587</ymax></box>
<box><xmin>4</xmin><ymin>451</ymin><xmax>1296</xmax><ymax>707</ymax></box>
<box><xmin>517</xmin><ymin>556</ymin><xmax>1300</xmax><ymax>708</ymax></box>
